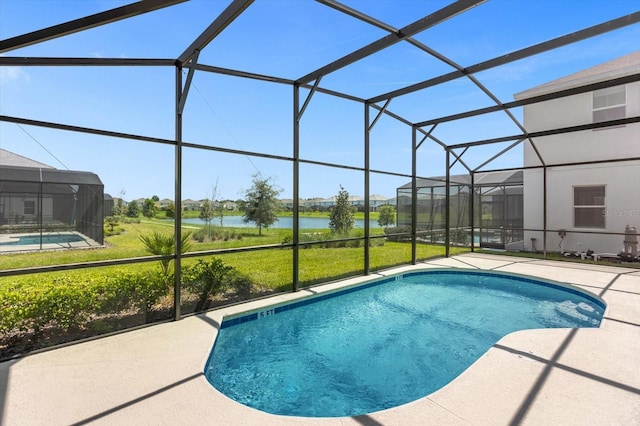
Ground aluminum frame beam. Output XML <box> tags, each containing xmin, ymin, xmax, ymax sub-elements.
<box><xmin>297</xmin><ymin>0</ymin><xmax>485</xmax><ymax>85</ymax></box>
<box><xmin>177</xmin><ymin>0</ymin><xmax>254</xmax><ymax>65</ymax></box>
<box><xmin>178</xmin><ymin>50</ymin><xmax>200</xmax><ymax>115</ymax></box>
<box><xmin>189</xmin><ymin>63</ymin><xmax>295</xmax><ymax>85</ymax></box>
<box><xmin>416</xmin><ymin>73</ymin><xmax>640</xmax><ymax>128</ymax></box>
<box><xmin>0</xmin><ymin>57</ymin><xmax>176</xmax><ymax>67</ymax></box>
<box><xmin>0</xmin><ymin>0</ymin><xmax>186</xmax><ymax>54</ymax></box>
<box><xmin>473</xmin><ymin>139</ymin><xmax>525</xmax><ymax>172</ymax></box>
<box><xmin>317</xmin><ymin>0</ymin><xmax>533</xmax><ymax>171</ymax></box>
<box><xmin>369</xmin><ymin>11</ymin><xmax>640</xmax><ymax>104</ymax></box>
<box><xmin>449</xmin><ymin>116</ymin><xmax>640</xmax><ymax>149</ymax></box>
<box><xmin>297</xmin><ymin>78</ymin><xmax>322</xmax><ymax>121</ymax></box>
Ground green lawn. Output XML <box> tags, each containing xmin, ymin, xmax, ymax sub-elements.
<box><xmin>2</xmin><ymin>219</ymin><xmax>459</xmax><ymax>284</ymax></box>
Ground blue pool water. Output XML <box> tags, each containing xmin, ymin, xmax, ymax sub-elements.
<box><xmin>0</xmin><ymin>234</ymin><xmax>85</xmax><ymax>246</ymax></box>
<box><xmin>205</xmin><ymin>270</ymin><xmax>604</xmax><ymax>418</ymax></box>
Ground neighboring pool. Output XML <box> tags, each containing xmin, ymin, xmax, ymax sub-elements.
<box><xmin>0</xmin><ymin>233</ymin><xmax>85</xmax><ymax>246</ymax></box>
<box><xmin>205</xmin><ymin>270</ymin><xmax>605</xmax><ymax>418</ymax></box>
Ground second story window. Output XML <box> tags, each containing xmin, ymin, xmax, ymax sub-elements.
<box><xmin>592</xmin><ymin>86</ymin><xmax>626</xmax><ymax>124</ymax></box>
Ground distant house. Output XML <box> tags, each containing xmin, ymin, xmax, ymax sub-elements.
<box><xmin>221</xmin><ymin>200</ymin><xmax>237</xmax><ymax>211</ymax></box>
<box><xmin>280</xmin><ymin>198</ymin><xmax>294</xmax><ymax>210</ymax></box>
<box><xmin>348</xmin><ymin>195</ymin><xmax>364</xmax><ymax>209</ymax></box>
<box><xmin>516</xmin><ymin>51</ymin><xmax>640</xmax><ymax>254</ymax></box>
<box><xmin>292</xmin><ymin>195</ymin><xmax>393</xmax><ymax>212</ymax></box>
<box><xmin>157</xmin><ymin>198</ymin><xmax>173</xmax><ymax>210</ymax></box>
<box><xmin>182</xmin><ymin>199</ymin><xmax>201</xmax><ymax>211</ymax></box>
<box><xmin>0</xmin><ymin>149</ymin><xmax>105</xmax><ymax>245</ymax></box>
<box><xmin>370</xmin><ymin>194</ymin><xmax>392</xmax><ymax>211</ymax></box>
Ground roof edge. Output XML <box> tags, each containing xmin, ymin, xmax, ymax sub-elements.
<box><xmin>514</xmin><ymin>51</ymin><xmax>640</xmax><ymax>100</ymax></box>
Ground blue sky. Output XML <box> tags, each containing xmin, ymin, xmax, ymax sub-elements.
<box><xmin>1</xmin><ymin>0</ymin><xmax>639</xmax><ymax>202</ymax></box>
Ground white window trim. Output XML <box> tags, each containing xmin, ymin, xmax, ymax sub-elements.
<box><xmin>592</xmin><ymin>85</ymin><xmax>626</xmax><ymax>127</ymax></box>
<box><xmin>573</xmin><ymin>185</ymin><xmax>606</xmax><ymax>229</ymax></box>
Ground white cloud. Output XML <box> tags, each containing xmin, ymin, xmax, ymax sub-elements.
<box><xmin>0</xmin><ymin>66</ymin><xmax>30</xmax><ymax>86</ymax></box>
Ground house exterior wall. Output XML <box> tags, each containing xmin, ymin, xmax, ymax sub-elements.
<box><xmin>522</xmin><ymin>80</ymin><xmax>640</xmax><ymax>254</ymax></box>
<box><xmin>0</xmin><ymin>195</ymin><xmax>54</xmax><ymax>225</ymax></box>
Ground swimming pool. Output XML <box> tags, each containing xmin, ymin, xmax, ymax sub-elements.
<box><xmin>205</xmin><ymin>269</ymin><xmax>605</xmax><ymax>418</ymax></box>
<box><xmin>0</xmin><ymin>233</ymin><xmax>85</xmax><ymax>246</ymax></box>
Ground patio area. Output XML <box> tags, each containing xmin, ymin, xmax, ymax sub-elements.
<box><xmin>1</xmin><ymin>252</ymin><xmax>639</xmax><ymax>425</ymax></box>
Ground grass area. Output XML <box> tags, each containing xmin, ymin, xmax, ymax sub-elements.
<box><xmin>1</xmin><ymin>219</ymin><xmax>449</xmax><ymax>289</ymax></box>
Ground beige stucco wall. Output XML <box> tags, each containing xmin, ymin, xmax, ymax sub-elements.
<box><xmin>522</xmin><ymin>81</ymin><xmax>640</xmax><ymax>254</ymax></box>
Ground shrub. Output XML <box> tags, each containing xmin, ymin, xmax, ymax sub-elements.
<box><xmin>384</xmin><ymin>226</ymin><xmax>412</xmax><ymax>242</ymax></box>
<box><xmin>228</xmin><ymin>271</ymin><xmax>254</xmax><ymax>299</ymax></box>
<box><xmin>100</xmin><ymin>271</ymin><xmax>170</xmax><ymax>321</ymax></box>
<box><xmin>282</xmin><ymin>230</ymin><xmax>381</xmax><ymax>249</ymax></box>
<box><xmin>0</xmin><ymin>276</ymin><xmax>99</xmax><ymax>334</ymax></box>
<box><xmin>192</xmin><ymin>228</ymin><xmax>242</xmax><ymax>243</ymax></box>
<box><xmin>183</xmin><ymin>258</ymin><xmax>234</xmax><ymax>312</ymax></box>
<box><xmin>0</xmin><ymin>271</ymin><xmax>172</xmax><ymax>338</ymax></box>
<box><xmin>451</xmin><ymin>228</ymin><xmax>469</xmax><ymax>246</ymax></box>
<box><xmin>140</xmin><ymin>230</ymin><xmax>192</xmax><ymax>277</ymax></box>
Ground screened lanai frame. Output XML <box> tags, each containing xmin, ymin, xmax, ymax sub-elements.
<box><xmin>0</xmin><ymin>164</ymin><xmax>105</xmax><ymax>246</ymax></box>
<box><xmin>1</xmin><ymin>0</ymin><xmax>640</xmax><ymax>324</ymax></box>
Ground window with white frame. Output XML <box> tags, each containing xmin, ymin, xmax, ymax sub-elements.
<box><xmin>592</xmin><ymin>86</ymin><xmax>626</xmax><ymax>123</ymax></box>
<box><xmin>574</xmin><ymin>186</ymin><xmax>605</xmax><ymax>228</ymax></box>
<box><xmin>23</xmin><ymin>200</ymin><xmax>36</xmax><ymax>215</ymax></box>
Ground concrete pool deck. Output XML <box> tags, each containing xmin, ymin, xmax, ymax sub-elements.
<box><xmin>1</xmin><ymin>253</ymin><xmax>639</xmax><ymax>425</ymax></box>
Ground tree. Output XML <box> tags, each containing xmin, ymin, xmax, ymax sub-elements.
<box><xmin>378</xmin><ymin>204</ymin><xmax>396</xmax><ymax>228</ymax></box>
<box><xmin>113</xmin><ymin>187</ymin><xmax>126</xmax><ymax>216</ymax></box>
<box><xmin>200</xmin><ymin>181</ymin><xmax>223</xmax><ymax>238</ymax></box>
<box><xmin>113</xmin><ymin>199</ymin><xmax>125</xmax><ymax>216</ymax></box>
<box><xmin>243</xmin><ymin>173</ymin><xmax>282</xmax><ymax>235</ymax></box>
<box><xmin>126</xmin><ymin>200</ymin><xmax>140</xmax><ymax>217</ymax></box>
<box><xmin>199</xmin><ymin>198</ymin><xmax>214</xmax><ymax>238</ymax></box>
<box><xmin>104</xmin><ymin>215</ymin><xmax>120</xmax><ymax>233</ymax></box>
<box><xmin>216</xmin><ymin>202</ymin><xmax>224</xmax><ymax>227</ymax></box>
<box><xmin>329</xmin><ymin>185</ymin><xmax>355</xmax><ymax>236</ymax></box>
<box><xmin>165</xmin><ymin>201</ymin><xmax>175</xmax><ymax>219</ymax></box>
<box><xmin>151</xmin><ymin>195</ymin><xmax>159</xmax><ymax>202</ymax></box>
<box><xmin>142</xmin><ymin>198</ymin><xmax>156</xmax><ymax>218</ymax></box>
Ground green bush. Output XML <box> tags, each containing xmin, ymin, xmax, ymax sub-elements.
<box><xmin>192</xmin><ymin>228</ymin><xmax>242</xmax><ymax>243</ymax></box>
<box><xmin>451</xmin><ymin>228</ymin><xmax>469</xmax><ymax>246</ymax></box>
<box><xmin>139</xmin><ymin>230</ymin><xmax>192</xmax><ymax>277</ymax></box>
<box><xmin>384</xmin><ymin>226</ymin><xmax>412</xmax><ymax>242</ymax></box>
<box><xmin>228</xmin><ymin>272</ymin><xmax>254</xmax><ymax>299</ymax></box>
<box><xmin>0</xmin><ymin>271</ymin><xmax>171</xmax><ymax>337</ymax></box>
<box><xmin>183</xmin><ymin>258</ymin><xmax>234</xmax><ymax>312</ymax></box>
<box><xmin>99</xmin><ymin>271</ymin><xmax>169</xmax><ymax>320</ymax></box>
<box><xmin>281</xmin><ymin>230</ymin><xmax>382</xmax><ymax>249</ymax></box>
<box><xmin>0</xmin><ymin>276</ymin><xmax>99</xmax><ymax>333</ymax></box>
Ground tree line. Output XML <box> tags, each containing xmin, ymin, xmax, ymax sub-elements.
<box><xmin>107</xmin><ymin>173</ymin><xmax>396</xmax><ymax>235</ymax></box>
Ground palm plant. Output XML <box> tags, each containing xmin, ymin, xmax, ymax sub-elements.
<box><xmin>139</xmin><ymin>230</ymin><xmax>192</xmax><ymax>278</ymax></box>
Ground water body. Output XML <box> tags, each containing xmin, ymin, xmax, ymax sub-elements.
<box><xmin>179</xmin><ymin>216</ymin><xmax>379</xmax><ymax>229</ymax></box>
